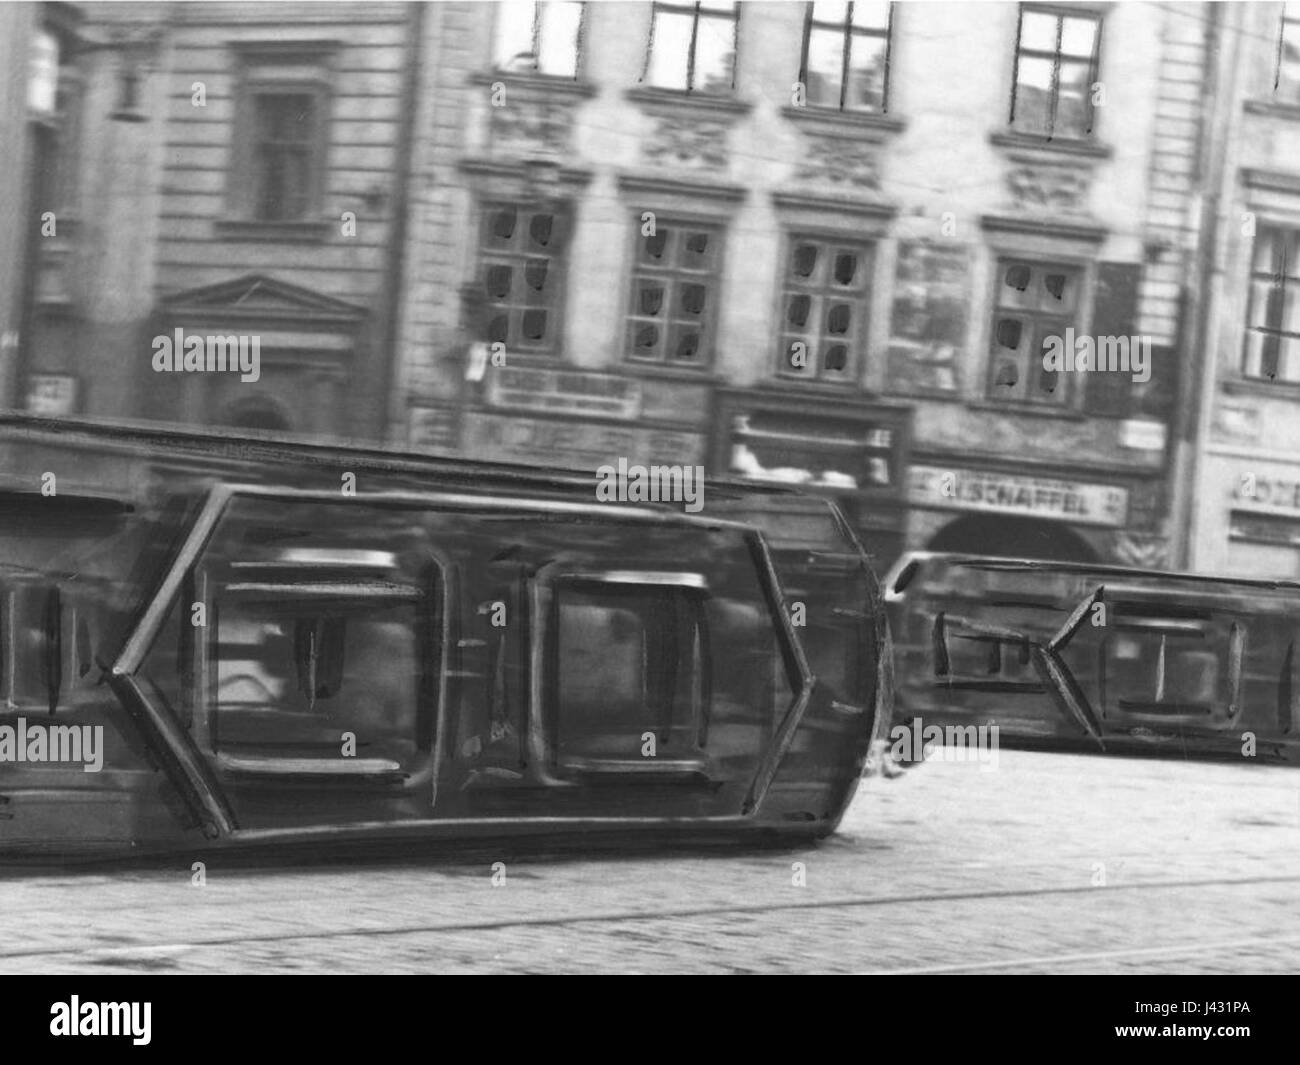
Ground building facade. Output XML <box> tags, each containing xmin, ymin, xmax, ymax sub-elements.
<box><xmin>394</xmin><ymin>0</ymin><xmax>1211</xmax><ymax>569</ymax></box>
<box><xmin>17</xmin><ymin>0</ymin><xmax>419</xmax><ymax>440</ymax></box>
<box><xmin>1187</xmin><ymin>2</ymin><xmax>1300</xmax><ymax>579</ymax></box>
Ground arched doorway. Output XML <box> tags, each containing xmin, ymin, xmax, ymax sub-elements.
<box><xmin>222</xmin><ymin>397</ymin><xmax>293</xmax><ymax>433</ymax></box>
<box><xmin>926</xmin><ymin>514</ymin><xmax>1099</xmax><ymax>562</ymax></box>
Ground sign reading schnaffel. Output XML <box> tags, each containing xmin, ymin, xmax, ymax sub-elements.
<box><xmin>487</xmin><ymin>366</ymin><xmax>642</xmax><ymax>419</ymax></box>
<box><xmin>909</xmin><ymin>465</ymin><xmax>1130</xmax><ymax>527</ymax></box>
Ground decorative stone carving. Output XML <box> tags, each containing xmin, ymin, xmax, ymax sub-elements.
<box><xmin>642</xmin><ymin>115</ymin><xmax>730</xmax><ymax>169</ymax></box>
<box><xmin>489</xmin><ymin>99</ymin><xmax>573</xmax><ymax>158</ymax></box>
<box><xmin>794</xmin><ymin>134</ymin><xmax>881</xmax><ymax>190</ymax></box>
<box><xmin>1006</xmin><ymin>163</ymin><xmax>1091</xmax><ymax>212</ymax></box>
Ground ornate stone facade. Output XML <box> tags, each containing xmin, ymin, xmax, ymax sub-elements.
<box><xmin>641</xmin><ymin>114</ymin><xmax>730</xmax><ymax>169</ymax></box>
<box><xmin>794</xmin><ymin>133</ymin><xmax>881</xmax><ymax>190</ymax></box>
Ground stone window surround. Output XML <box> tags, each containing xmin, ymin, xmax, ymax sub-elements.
<box><xmin>616</xmin><ymin>174</ymin><xmax>743</xmax><ymax>373</ymax></box>
<box><xmin>219</xmin><ymin>39</ymin><xmax>342</xmax><ymax>243</ymax></box>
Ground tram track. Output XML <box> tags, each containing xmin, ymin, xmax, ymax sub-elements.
<box><xmin>2</xmin><ymin>869</ymin><xmax>1297</xmax><ymax>966</ymax></box>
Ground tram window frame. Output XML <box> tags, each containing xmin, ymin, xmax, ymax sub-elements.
<box><xmin>544</xmin><ymin>573</ymin><xmax>712</xmax><ymax>774</ymax></box>
<box><xmin>181</xmin><ymin>496</ymin><xmax>447</xmax><ymax>779</ymax></box>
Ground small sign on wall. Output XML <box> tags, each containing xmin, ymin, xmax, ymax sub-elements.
<box><xmin>25</xmin><ymin>374</ymin><xmax>78</xmax><ymax>415</ymax></box>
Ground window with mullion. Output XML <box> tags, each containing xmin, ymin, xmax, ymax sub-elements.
<box><xmin>987</xmin><ymin>259</ymin><xmax>1081</xmax><ymax>406</ymax></box>
<box><xmin>800</xmin><ymin>1</ymin><xmax>892</xmax><ymax>112</ymax></box>
<box><xmin>626</xmin><ymin>221</ymin><xmax>721</xmax><ymax>367</ymax></box>
<box><xmin>1244</xmin><ymin>226</ymin><xmax>1300</xmax><ymax>383</ymax></box>
<box><xmin>778</xmin><ymin>237</ymin><xmax>871</xmax><ymax>383</ymax></box>
<box><xmin>645</xmin><ymin>0</ymin><xmax>739</xmax><ymax>94</ymax></box>
<box><xmin>1010</xmin><ymin>5</ymin><xmax>1101</xmax><ymax>139</ymax></box>
<box><xmin>480</xmin><ymin>203</ymin><xmax>567</xmax><ymax>355</ymax></box>
<box><xmin>494</xmin><ymin>1</ymin><xmax>586</xmax><ymax>78</ymax></box>
<box><xmin>1276</xmin><ymin>4</ymin><xmax>1300</xmax><ymax>101</ymax></box>
<box><xmin>250</xmin><ymin>91</ymin><xmax>319</xmax><ymax>222</ymax></box>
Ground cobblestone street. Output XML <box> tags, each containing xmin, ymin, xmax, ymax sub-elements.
<box><xmin>2</xmin><ymin>748</ymin><xmax>1297</xmax><ymax>974</ymax></box>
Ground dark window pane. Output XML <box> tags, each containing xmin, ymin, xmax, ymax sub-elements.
<box><xmin>824</xmin><ymin>344</ymin><xmax>848</xmax><ymax>372</ymax></box>
<box><xmin>672</xmin><ymin>326</ymin><xmax>701</xmax><ymax>361</ymax></box>
<box><xmin>521</xmin><ymin>309</ymin><xmax>548</xmax><ymax>340</ymax></box>
<box><xmin>1005</xmin><ymin>264</ymin><xmax>1032</xmax><ymax>293</ymax></box>
<box><xmin>833</xmin><ymin>252</ymin><xmax>858</xmax><ymax>286</ymax></box>
<box><xmin>784</xmin><ymin>339</ymin><xmax>809</xmax><ymax>371</ymax></box>
<box><xmin>827</xmin><ymin>303</ymin><xmax>851</xmax><ymax>335</ymax></box>
<box><xmin>525</xmin><ymin>258</ymin><xmax>549</xmax><ymax>292</ymax></box>
<box><xmin>684</xmin><ymin>231</ymin><xmax>711</xmax><ymax>263</ymax></box>
<box><xmin>787</xmin><ymin>294</ymin><xmax>811</xmax><ymax>327</ymax></box>
<box><xmin>643</xmin><ymin>229</ymin><xmax>669</xmax><ymax>261</ymax></box>
<box><xmin>492</xmin><ymin>208</ymin><xmax>517</xmax><ymax>241</ymax></box>
<box><xmin>639</xmin><ymin>283</ymin><xmax>665</xmax><ymax>316</ymax></box>
<box><xmin>681</xmin><ymin>283</ymin><xmax>707</xmax><ymax>315</ymax></box>
<box><xmin>634</xmin><ymin>323</ymin><xmax>660</xmax><ymax>352</ymax></box>
<box><xmin>996</xmin><ymin>318</ymin><xmax>1023</xmax><ymax>350</ymax></box>
<box><xmin>488</xmin><ymin>314</ymin><xmax>509</xmax><ymax>344</ymax></box>
<box><xmin>793</xmin><ymin>244</ymin><xmax>818</xmax><ymax>278</ymax></box>
<box><xmin>485</xmin><ymin>265</ymin><xmax>513</xmax><ymax>300</ymax></box>
<box><xmin>529</xmin><ymin>213</ymin><xmax>554</xmax><ymax>248</ymax></box>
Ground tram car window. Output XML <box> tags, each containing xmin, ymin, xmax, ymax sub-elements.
<box><xmin>550</xmin><ymin>576</ymin><xmax>708</xmax><ymax>770</ymax></box>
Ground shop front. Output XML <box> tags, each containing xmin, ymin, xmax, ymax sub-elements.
<box><xmin>905</xmin><ymin>459</ymin><xmax>1156</xmax><ymax>564</ymax></box>
<box><xmin>711</xmin><ymin>387</ymin><xmax>913</xmax><ymax>568</ymax></box>
<box><xmin>1195</xmin><ymin>452</ymin><xmax>1300</xmax><ymax>580</ymax></box>
<box><xmin>457</xmin><ymin>364</ymin><xmax>711</xmax><ymax>475</ymax></box>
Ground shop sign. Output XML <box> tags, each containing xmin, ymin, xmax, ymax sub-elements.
<box><xmin>909</xmin><ymin>465</ymin><xmax>1129</xmax><ymax>527</ymax></box>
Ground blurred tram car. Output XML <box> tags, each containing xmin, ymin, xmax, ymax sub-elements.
<box><xmin>0</xmin><ymin>417</ymin><xmax>891</xmax><ymax>858</ymax></box>
<box><xmin>885</xmin><ymin>551</ymin><xmax>1300</xmax><ymax>763</ymax></box>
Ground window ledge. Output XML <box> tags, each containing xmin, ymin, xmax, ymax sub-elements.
<box><xmin>617</xmin><ymin>171</ymin><xmax>747</xmax><ymax>205</ymax></box>
<box><xmin>781</xmin><ymin>105</ymin><xmax>905</xmax><ymax>139</ymax></box>
<box><xmin>989</xmin><ymin>130</ymin><xmax>1113</xmax><ymax>160</ymax></box>
<box><xmin>981</xmin><ymin>212</ymin><xmax>1108</xmax><ymax>243</ymax></box>
<box><xmin>880</xmin><ymin>386</ymin><xmax>966</xmax><ymax>403</ymax></box>
<box><xmin>771</xmin><ymin>189</ymin><xmax>897</xmax><ymax>221</ymax></box>
<box><xmin>965</xmin><ymin>399</ymin><xmax>1089</xmax><ymax>421</ymax></box>
<box><xmin>772</xmin><ymin>374</ymin><xmax>866</xmax><ymax>392</ymax></box>
<box><xmin>623</xmin><ymin>360</ymin><xmax>719</xmax><ymax>382</ymax></box>
<box><xmin>625</xmin><ymin>86</ymin><xmax>752</xmax><ymax>119</ymax></box>
<box><xmin>1244</xmin><ymin>98</ymin><xmax>1300</xmax><ymax>121</ymax></box>
<box><xmin>215</xmin><ymin>219</ymin><xmax>332</xmax><ymax>243</ymax></box>
<box><xmin>470</xmin><ymin>70</ymin><xmax>597</xmax><ymax>99</ymax></box>
<box><xmin>1222</xmin><ymin>376</ymin><xmax>1300</xmax><ymax>399</ymax></box>
<box><xmin>1242</xmin><ymin>168</ymin><xmax>1300</xmax><ymax>195</ymax></box>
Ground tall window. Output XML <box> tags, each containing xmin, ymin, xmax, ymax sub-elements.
<box><xmin>1277</xmin><ymin>4</ymin><xmax>1300</xmax><ymax>101</ymax></box>
<box><xmin>626</xmin><ymin>219</ymin><xmax>722</xmax><ymax>366</ymax></box>
<box><xmin>644</xmin><ymin>0</ymin><xmax>739</xmax><ymax>94</ymax></box>
<box><xmin>494</xmin><ymin>1</ymin><xmax>585</xmax><ymax>78</ymax></box>
<box><xmin>479</xmin><ymin>203</ymin><xmax>568</xmax><ymax>355</ymax></box>
<box><xmin>1010</xmin><ymin>6</ymin><xmax>1101</xmax><ymax>139</ymax></box>
<box><xmin>246</xmin><ymin>92</ymin><xmax>320</xmax><ymax>221</ymax></box>
<box><xmin>1244</xmin><ymin>227</ymin><xmax>1300</xmax><ymax>383</ymax></box>
<box><xmin>799</xmin><ymin>1</ymin><xmax>892</xmax><ymax>112</ymax></box>
<box><xmin>987</xmin><ymin>259</ymin><xmax>1081</xmax><ymax>406</ymax></box>
<box><xmin>229</xmin><ymin>43</ymin><xmax>337</xmax><ymax>227</ymax></box>
<box><xmin>778</xmin><ymin>237</ymin><xmax>872</xmax><ymax>382</ymax></box>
